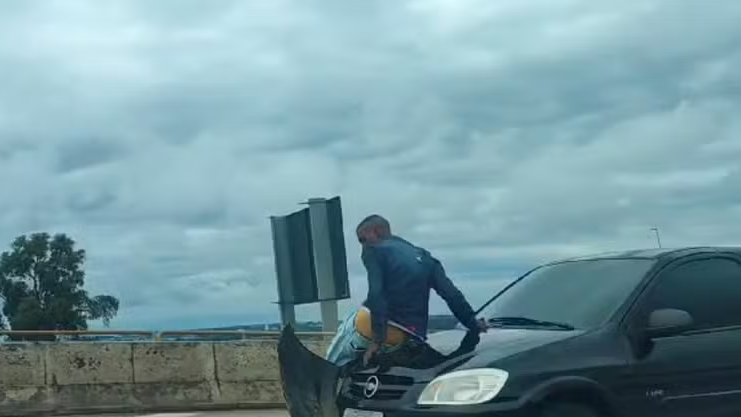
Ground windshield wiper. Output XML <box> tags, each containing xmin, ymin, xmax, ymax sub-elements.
<box><xmin>487</xmin><ymin>316</ymin><xmax>575</xmax><ymax>331</ymax></box>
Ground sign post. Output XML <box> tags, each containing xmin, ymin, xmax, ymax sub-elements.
<box><xmin>270</xmin><ymin>196</ymin><xmax>350</xmax><ymax>332</ymax></box>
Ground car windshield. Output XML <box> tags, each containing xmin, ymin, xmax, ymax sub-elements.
<box><xmin>481</xmin><ymin>259</ymin><xmax>655</xmax><ymax>330</ymax></box>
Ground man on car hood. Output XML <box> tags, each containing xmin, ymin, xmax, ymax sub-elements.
<box><xmin>326</xmin><ymin>214</ymin><xmax>486</xmax><ymax>367</ymax></box>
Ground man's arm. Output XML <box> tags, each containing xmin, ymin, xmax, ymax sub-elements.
<box><xmin>429</xmin><ymin>256</ymin><xmax>479</xmax><ymax>331</ymax></box>
<box><xmin>363</xmin><ymin>246</ymin><xmax>388</xmax><ymax>345</ymax></box>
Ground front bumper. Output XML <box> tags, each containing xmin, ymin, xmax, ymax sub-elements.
<box><xmin>338</xmin><ymin>379</ymin><xmax>533</xmax><ymax>417</ymax></box>
<box><xmin>339</xmin><ymin>398</ymin><xmax>533</xmax><ymax>417</ymax></box>
<box><xmin>278</xmin><ymin>325</ymin><xmax>342</xmax><ymax>417</ymax></box>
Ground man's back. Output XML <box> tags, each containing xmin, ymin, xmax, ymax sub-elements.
<box><xmin>362</xmin><ymin>235</ymin><xmax>477</xmax><ymax>340</ymax></box>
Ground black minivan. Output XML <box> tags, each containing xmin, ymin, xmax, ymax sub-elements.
<box><xmin>279</xmin><ymin>247</ymin><xmax>741</xmax><ymax>417</ymax></box>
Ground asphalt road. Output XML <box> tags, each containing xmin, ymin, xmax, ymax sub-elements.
<box><xmin>73</xmin><ymin>410</ymin><xmax>289</xmax><ymax>417</ymax></box>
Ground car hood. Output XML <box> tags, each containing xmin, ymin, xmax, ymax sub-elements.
<box><xmin>425</xmin><ymin>327</ymin><xmax>585</xmax><ymax>361</ymax></box>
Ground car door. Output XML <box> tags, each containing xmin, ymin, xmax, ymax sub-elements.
<box><xmin>622</xmin><ymin>255</ymin><xmax>741</xmax><ymax>417</ymax></box>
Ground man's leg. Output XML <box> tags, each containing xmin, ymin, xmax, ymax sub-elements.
<box><xmin>326</xmin><ymin>310</ymin><xmax>365</xmax><ymax>367</ymax></box>
<box><xmin>327</xmin><ymin>310</ymin><xmax>420</xmax><ymax>367</ymax></box>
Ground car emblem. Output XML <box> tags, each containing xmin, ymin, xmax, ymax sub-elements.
<box><xmin>364</xmin><ymin>375</ymin><xmax>380</xmax><ymax>398</ymax></box>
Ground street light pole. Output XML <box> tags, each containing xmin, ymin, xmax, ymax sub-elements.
<box><xmin>650</xmin><ymin>227</ymin><xmax>662</xmax><ymax>248</ymax></box>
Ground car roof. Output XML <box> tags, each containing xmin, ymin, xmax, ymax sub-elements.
<box><xmin>550</xmin><ymin>246</ymin><xmax>741</xmax><ymax>264</ymax></box>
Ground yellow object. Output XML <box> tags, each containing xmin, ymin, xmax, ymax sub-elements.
<box><xmin>355</xmin><ymin>308</ymin><xmax>408</xmax><ymax>346</ymax></box>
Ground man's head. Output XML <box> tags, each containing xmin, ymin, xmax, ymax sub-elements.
<box><xmin>356</xmin><ymin>214</ymin><xmax>391</xmax><ymax>245</ymax></box>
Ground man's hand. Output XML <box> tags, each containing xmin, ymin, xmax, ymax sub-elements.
<box><xmin>474</xmin><ymin>318</ymin><xmax>488</xmax><ymax>333</ymax></box>
<box><xmin>363</xmin><ymin>343</ymin><xmax>381</xmax><ymax>366</ymax></box>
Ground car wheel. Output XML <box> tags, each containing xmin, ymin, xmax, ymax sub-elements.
<box><xmin>539</xmin><ymin>401</ymin><xmax>604</xmax><ymax>417</ymax></box>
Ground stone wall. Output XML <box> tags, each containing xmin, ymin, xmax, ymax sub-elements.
<box><xmin>0</xmin><ymin>336</ymin><xmax>331</xmax><ymax>416</ymax></box>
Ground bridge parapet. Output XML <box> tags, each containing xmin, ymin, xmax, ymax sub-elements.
<box><xmin>0</xmin><ymin>330</ymin><xmax>333</xmax><ymax>417</ymax></box>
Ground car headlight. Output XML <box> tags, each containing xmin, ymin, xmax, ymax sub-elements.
<box><xmin>417</xmin><ymin>369</ymin><xmax>509</xmax><ymax>406</ymax></box>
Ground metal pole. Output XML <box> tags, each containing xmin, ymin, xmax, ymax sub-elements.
<box><xmin>306</xmin><ymin>198</ymin><xmax>340</xmax><ymax>332</ymax></box>
<box><xmin>650</xmin><ymin>227</ymin><xmax>662</xmax><ymax>248</ymax></box>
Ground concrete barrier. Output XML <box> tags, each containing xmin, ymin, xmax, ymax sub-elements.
<box><xmin>0</xmin><ymin>336</ymin><xmax>332</xmax><ymax>416</ymax></box>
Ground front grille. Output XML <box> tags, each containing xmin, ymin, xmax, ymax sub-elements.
<box><xmin>347</xmin><ymin>373</ymin><xmax>415</xmax><ymax>401</ymax></box>
<box><xmin>350</xmin><ymin>374</ymin><xmax>414</xmax><ymax>386</ymax></box>
<box><xmin>349</xmin><ymin>384</ymin><xmax>407</xmax><ymax>400</ymax></box>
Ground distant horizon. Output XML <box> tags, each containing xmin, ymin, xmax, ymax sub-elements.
<box><xmin>85</xmin><ymin>312</ymin><xmax>462</xmax><ymax>332</ymax></box>
<box><xmin>85</xmin><ymin>278</ymin><xmax>513</xmax><ymax>331</ymax></box>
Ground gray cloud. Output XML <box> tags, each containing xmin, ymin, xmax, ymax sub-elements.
<box><xmin>2</xmin><ymin>0</ymin><xmax>741</xmax><ymax>328</ymax></box>
<box><xmin>55</xmin><ymin>138</ymin><xmax>128</xmax><ymax>173</ymax></box>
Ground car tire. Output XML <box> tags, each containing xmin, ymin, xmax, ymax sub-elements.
<box><xmin>539</xmin><ymin>401</ymin><xmax>604</xmax><ymax>417</ymax></box>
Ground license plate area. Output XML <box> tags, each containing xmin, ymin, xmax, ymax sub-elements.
<box><xmin>343</xmin><ymin>408</ymin><xmax>383</xmax><ymax>417</ymax></box>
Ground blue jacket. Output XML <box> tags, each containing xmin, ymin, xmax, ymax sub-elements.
<box><xmin>361</xmin><ymin>235</ymin><xmax>478</xmax><ymax>344</ymax></box>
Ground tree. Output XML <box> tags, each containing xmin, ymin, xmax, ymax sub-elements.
<box><xmin>0</xmin><ymin>232</ymin><xmax>119</xmax><ymax>341</ymax></box>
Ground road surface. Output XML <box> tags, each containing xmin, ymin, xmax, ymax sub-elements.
<box><xmin>72</xmin><ymin>411</ymin><xmax>289</xmax><ymax>417</ymax></box>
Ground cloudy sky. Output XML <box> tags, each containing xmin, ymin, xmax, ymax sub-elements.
<box><xmin>2</xmin><ymin>0</ymin><xmax>741</xmax><ymax>330</ymax></box>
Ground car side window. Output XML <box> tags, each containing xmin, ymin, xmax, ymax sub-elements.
<box><xmin>643</xmin><ymin>257</ymin><xmax>741</xmax><ymax>331</ymax></box>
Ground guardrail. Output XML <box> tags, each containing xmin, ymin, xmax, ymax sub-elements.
<box><xmin>0</xmin><ymin>329</ymin><xmax>335</xmax><ymax>341</ymax></box>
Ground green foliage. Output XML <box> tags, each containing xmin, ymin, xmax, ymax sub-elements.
<box><xmin>0</xmin><ymin>232</ymin><xmax>119</xmax><ymax>341</ymax></box>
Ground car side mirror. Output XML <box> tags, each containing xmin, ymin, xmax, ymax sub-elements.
<box><xmin>645</xmin><ymin>309</ymin><xmax>693</xmax><ymax>339</ymax></box>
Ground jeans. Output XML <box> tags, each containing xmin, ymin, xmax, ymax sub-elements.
<box><xmin>326</xmin><ymin>310</ymin><xmax>402</xmax><ymax>367</ymax></box>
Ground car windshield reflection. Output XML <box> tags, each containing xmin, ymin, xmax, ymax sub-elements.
<box><xmin>480</xmin><ymin>259</ymin><xmax>655</xmax><ymax>330</ymax></box>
